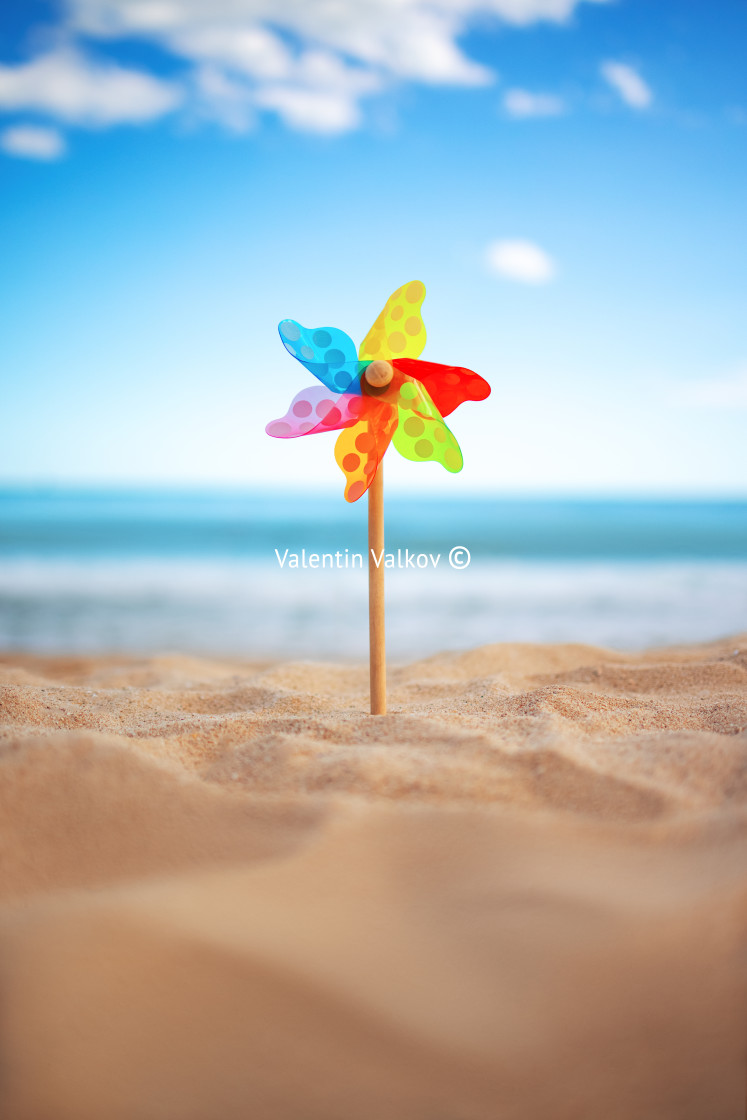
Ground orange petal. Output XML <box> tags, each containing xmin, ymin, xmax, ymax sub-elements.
<box><xmin>334</xmin><ymin>401</ymin><xmax>397</xmax><ymax>502</ymax></box>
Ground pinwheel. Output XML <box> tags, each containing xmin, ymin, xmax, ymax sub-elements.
<box><xmin>266</xmin><ymin>280</ymin><xmax>490</xmax><ymax>714</ymax></box>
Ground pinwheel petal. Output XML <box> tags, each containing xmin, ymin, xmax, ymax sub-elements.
<box><xmin>387</xmin><ymin>374</ymin><xmax>463</xmax><ymax>472</ymax></box>
<box><xmin>278</xmin><ymin>320</ymin><xmax>364</xmax><ymax>395</ymax></box>
<box><xmin>393</xmin><ymin>358</ymin><xmax>490</xmax><ymax>418</ymax></box>
<box><xmin>266</xmin><ymin>385</ymin><xmax>371</xmax><ymax>439</ymax></box>
<box><xmin>359</xmin><ymin>280</ymin><xmax>426</xmax><ymax>363</ymax></box>
<box><xmin>334</xmin><ymin>401</ymin><xmax>398</xmax><ymax>502</ymax></box>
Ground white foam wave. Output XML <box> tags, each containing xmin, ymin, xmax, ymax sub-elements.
<box><xmin>1</xmin><ymin>558</ymin><xmax>745</xmax><ymax>657</ymax></box>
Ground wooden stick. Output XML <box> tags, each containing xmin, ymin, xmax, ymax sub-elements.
<box><xmin>364</xmin><ymin>359</ymin><xmax>392</xmax><ymax>716</ymax></box>
<box><xmin>368</xmin><ymin>461</ymin><xmax>386</xmax><ymax>715</ymax></box>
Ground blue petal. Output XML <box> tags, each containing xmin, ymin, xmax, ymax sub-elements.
<box><xmin>278</xmin><ymin>320</ymin><xmax>365</xmax><ymax>395</ymax></box>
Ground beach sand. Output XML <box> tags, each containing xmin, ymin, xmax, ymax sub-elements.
<box><xmin>1</xmin><ymin>635</ymin><xmax>746</xmax><ymax>1118</ymax></box>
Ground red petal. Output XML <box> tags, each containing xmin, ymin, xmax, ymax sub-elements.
<box><xmin>392</xmin><ymin>359</ymin><xmax>490</xmax><ymax>418</ymax></box>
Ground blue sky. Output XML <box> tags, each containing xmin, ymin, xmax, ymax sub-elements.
<box><xmin>0</xmin><ymin>0</ymin><xmax>745</xmax><ymax>497</ymax></box>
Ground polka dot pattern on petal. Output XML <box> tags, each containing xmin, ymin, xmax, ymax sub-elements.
<box><xmin>395</xmin><ymin>361</ymin><xmax>491</xmax><ymax>424</ymax></box>
<box><xmin>359</xmin><ymin>281</ymin><xmax>427</xmax><ymax>362</ymax></box>
<box><xmin>355</xmin><ymin>432</ymin><xmax>375</xmax><ymax>453</ymax></box>
<box><xmin>325</xmin><ymin>348</ymin><xmax>345</xmax><ymax>368</ymax></box>
<box><xmin>278</xmin><ymin>320</ymin><xmax>361</xmax><ymax>398</ymax></box>
<box><xmin>293</xmin><ymin>400</ymin><xmax>313</xmax><ymax>417</ymax></box>
<box><xmin>267</xmin><ymin>421</ymin><xmax>290</xmax><ymax>437</ymax></box>
<box><xmin>468</xmin><ymin>379</ymin><xmax>490</xmax><ymax>400</ymax></box>
<box><xmin>335</xmin><ymin>405</ymin><xmax>397</xmax><ymax>503</ymax></box>
<box><xmin>389</xmin><ymin>377</ymin><xmax>465</xmax><ymax>474</ymax></box>
<box><xmin>322</xmin><ymin>407</ymin><xmax>342</xmax><ymax>426</ymax></box>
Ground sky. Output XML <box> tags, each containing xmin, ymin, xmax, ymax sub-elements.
<box><xmin>0</xmin><ymin>0</ymin><xmax>745</xmax><ymax>498</ymax></box>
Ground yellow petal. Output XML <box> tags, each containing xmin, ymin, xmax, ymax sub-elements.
<box><xmin>359</xmin><ymin>280</ymin><xmax>426</xmax><ymax>362</ymax></box>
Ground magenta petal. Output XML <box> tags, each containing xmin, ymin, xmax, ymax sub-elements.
<box><xmin>266</xmin><ymin>384</ymin><xmax>367</xmax><ymax>438</ymax></box>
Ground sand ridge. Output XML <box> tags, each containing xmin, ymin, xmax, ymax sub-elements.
<box><xmin>1</xmin><ymin>636</ymin><xmax>746</xmax><ymax>1117</ymax></box>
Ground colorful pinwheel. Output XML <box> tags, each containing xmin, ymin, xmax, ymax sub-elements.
<box><xmin>266</xmin><ymin>280</ymin><xmax>490</xmax><ymax>501</ymax></box>
<box><xmin>266</xmin><ymin>281</ymin><xmax>490</xmax><ymax>715</ymax></box>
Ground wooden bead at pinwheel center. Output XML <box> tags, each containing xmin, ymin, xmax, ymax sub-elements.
<box><xmin>364</xmin><ymin>360</ymin><xmax>394</xmax><ymax>388</ymax></box>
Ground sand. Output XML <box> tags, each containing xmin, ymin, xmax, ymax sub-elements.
<box><xmin>1</xmin><ymin>635</ymin><xmax>746</xmax><ymax>1118</ymax></box>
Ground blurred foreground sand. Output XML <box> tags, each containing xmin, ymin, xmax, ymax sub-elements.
<box><xmin>1</xmin><ymin>636</ymin><xmax>747</xmax><ymax>1118</ymax></box>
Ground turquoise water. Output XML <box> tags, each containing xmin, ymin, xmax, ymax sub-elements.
<box><xmin>1</xmin><ymin>489</ymin><xmax>746</xmax><ymax>657</ymax></box>
<box><xmin>2</xmin><ymin>489</ymin><xmax>746</xmax><ymax>559</ymax></box>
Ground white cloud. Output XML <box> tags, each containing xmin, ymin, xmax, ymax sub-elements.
<box><xmin>56</xmin><ymin>0</ymin><xmax>607</xmax><ymax>132</ymax></box>
<box><xmin>0</xmin><ymin>1</ymin><xmax>611</xmax><ymax>139</ymax></box>
<box><xmin>66</xmin><ymin>0</ymin><xmax>611</xmax><ymax>41</ymax></box>
<box><xmin>193</xmin><ymin>48</ymin><xmax>381</xmax><ymax>134</ymax></box>
<box><xmin>486</xmin><ymin>238</ymin><xmax>556</xmax><ymax>283</ymax></box>
<box><xmin>0</xmin><ymin>124</ymin><xmax>67</xmax><ymax>160</ymax></box>
<box><xmin>674</xmin><ymin>367</ymin><xmax>747</xmax><ymax>409</ymax></box>
<box><xmin>600</xmin><ymin>61</ymin><xmax>652</xmax><ymax>109</ymax></box>
<box><xmin>192</xmin><ymin>65</ymin><xmax>256</xmax><ymax>133</ymax></box>
<box><xmin>503</xmin><ymin>88</ymin><xmax>565</xmax><ymax>117</ymax></box>
<box><xmin>255</xmin><ymin>85</ymin><xmax>362</xmax><ymax>135</ymax></box>
<box><xmin>65</xmin><ymin>0</ymin><xmax>491</xmax><ymax>86</ymax></box>
<box><xmin>170</xmin><ymin>24</ymin><xmax>293</xmax><ymax>81</ymax></box>
<box><xmin>0</xmin><ymin>47</ymin><xmax>183</xmax><ymax>126</ymax></box>
<box><xmin>483</xmin><ymin>0</ymin><xmax>610</xmax><ymax>24</ymax></box>
<box><xmin>261</xmin><ymin>51</ymin><xmax>381</xmax><ymax>132</ymax></box>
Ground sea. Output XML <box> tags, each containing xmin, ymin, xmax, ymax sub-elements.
<box><xmin>1</xmin><ymin>488</ymin><xmax>746</xmax><ymax>660</ymax></box>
